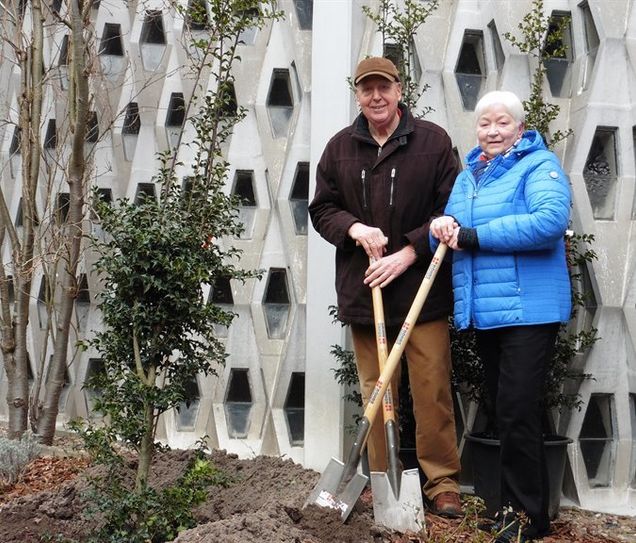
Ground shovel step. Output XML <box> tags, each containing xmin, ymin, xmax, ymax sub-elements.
<box><xmin>305</xmin><ymin>457</ymin><xmax>369</xmax><ymax>521</ymax></box>
<box><xmin>370</xmin><ymin>469</ymin><xmax>426</xmax><ymax>534</ymax></box>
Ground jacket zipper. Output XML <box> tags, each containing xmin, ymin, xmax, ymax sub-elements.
<box><xmin>389</xmin><ymin>167</ymin><xmax>396</xmax><ymax>207</ymax></box>
<box><xmin>361</xmin><ymin>169</ymin><xmax>368</xmax><ymax>210</ymax></box>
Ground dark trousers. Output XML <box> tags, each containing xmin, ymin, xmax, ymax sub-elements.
<box><xmin>475</xmin><ymin>323</ymin><xmax>560</xmax><ymax>534</ymax></box>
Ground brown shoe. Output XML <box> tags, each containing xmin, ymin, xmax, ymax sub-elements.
<box><xmin>432</xmin><ymin>491</ymin><xmax>462</xmax><ymax>518</ymax></box>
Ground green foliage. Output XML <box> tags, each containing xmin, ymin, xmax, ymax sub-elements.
<box><xmin>0</xmin><ymin>432</ymin><xmax>41</xmax><ymax>486</ymax></box>
<box><xmin>67</xmin><ymin>419</ymin><xmax>123</xmax><ymax>468</ymax></box>
<box><xmin>83</xmin><ymin>449</ymin><xmax>233</xmax><ymax>543</ymax></box>
<box><xmin>449</xmin><ymin>320</ymin><xmax>482</xmax><ymax>405</ymax></box>
<box><xmin>84</xmin><ymin>0</ymin><xmax>276</xmax><ymax>455</ymax></box>
<box><xmin>328</xmin><ymin>305</ymin><xmax>363</xmax><ymax>410</ymax></box>
<box><xmin>362</xmin><ymin>0</ymin><xmax>439</xmax><ymax>117</ymax></box>
<box><xmin>40</xmin><ymin>535</ymin><xmax>77</xmax><ymax>543</ymax></box>
<box><xmin>546</xmin><ymin>232</ymin><xmax>599</xmax><ymax>412</ymax></box>
<box><xmin>88</xmin><ymin>175</ymin><xmax>252</xmax><ymax>446</ymax></box>
<box><xmin>70</xmin><ymin>1</ymin><xmax>279</xmax><ymax>540</ymax></box>
<box><xmin>503</xmin><ymin>0</ymin><xmax>573</xmax><ymax>148</ymax></box>
<box><xmin>70</xmin><ymin>423</ymin><xmax>236</xmax><ymax>543</ymax></box>
<box><xmin>330</xmin><ymin>344</ymin><xmax>363</xmax><ymax>409</ymax></box>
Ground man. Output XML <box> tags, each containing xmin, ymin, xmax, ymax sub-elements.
<box><xmin>309</xmin><ymin>57</ymin><xmax>462</xmax><ymax>517</ymax></box>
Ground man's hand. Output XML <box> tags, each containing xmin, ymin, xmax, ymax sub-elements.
<box><xmin>364</xmin><ymin>245</ymin><xmax>417</xmax><ymax>288</ymax></box>
<box><xmin>348</xmin><ymin>222</ymin><xmax>388</xmax><ymax>260</ymax></box>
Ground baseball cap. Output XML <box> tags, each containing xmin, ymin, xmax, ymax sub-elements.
<box><xmin>354</xmin><ymin>57</ymin><xmax>400</xmax><ymax>85</ymax></box>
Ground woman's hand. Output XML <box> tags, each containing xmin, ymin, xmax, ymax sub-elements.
<box><xmin>447</xmin><ymin>227</ymin><xmax>463</xmax><ymax>251</ymax></box>
<box><xmin>430</xmin><ymin>216</ymin><xmax>458</xmax><ymax>244</ymax></box>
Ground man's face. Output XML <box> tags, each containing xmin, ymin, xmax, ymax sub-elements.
<box><xmin>355</xmin><ymin>76</ymin><xmax>402</xmax><ymax>131</ymax></box>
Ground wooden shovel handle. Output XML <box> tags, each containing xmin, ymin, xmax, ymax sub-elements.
<box><xmin>362</xmin><ymin>244</ymin><xmax>448</xmax><ymax>429</ymax></box>
<box><xmin>370</xmin><ymin>262</ymin><xmax>395</xmax><ymax>424</ymax></box>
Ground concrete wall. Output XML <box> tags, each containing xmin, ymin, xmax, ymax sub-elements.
<box><xmin>0</xmin><ymin>0</ymin><xmax>634</xmax><ymax>515</ymax></box>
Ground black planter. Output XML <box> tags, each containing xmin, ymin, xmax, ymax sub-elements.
<box><xmin>465</xmin><ymin>433</ymin><xmax>572</xmax><ymax>520</ymax></box>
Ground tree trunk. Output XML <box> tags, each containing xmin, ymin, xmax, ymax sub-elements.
<box><xmin>36</xmin><ymin>0</ymin><xmax>91</xmax><ymax>444</ymax></box>
<box><xmin>4</xmin><ymin>0</ymin><xmax>44</xmax><ymax>438</ymax></box>
<box><xmin>135</xmin><ymin>401</ymin><xmax>157</xmax><ymax>493</ymax></box>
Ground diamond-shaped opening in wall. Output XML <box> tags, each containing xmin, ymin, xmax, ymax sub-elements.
<box><xmin>262</xmin><ymin>268</ymin><xmax>290</xmax><ymax>339</ymax></box>
<box><xmin>294</xmin><ymin>0</ymin><xmax>313</xmax><ymax>30</ymax></box>
<box><xmin>579</xmin><ymin>1</ymin><xmax>599</xmax><ymax>90</ymax></box>
<box><xmin>455</xmin><ymin>30</ymin><xmax>486</xmax><ymax>111</ymax></box>
<box><xmin>165</xmin><ymin>92</ymin><xmax>185</xmax><ymax>149</ymax></box>
<box><xmin>225</xmin><ymin>368</ymin><xmax>253</xmax><ymax>438</ymax></box>
<box><xmin>267</xmin><ymin>69</ymin><xmax>294</xmax><ymax>138</ymax></box>
<box><xmin>134</xmin><ymin>183</ymin><xmax>157</xmax><ymax>205</ymax></box>
<box><xmin>209</xmin><ymin>276</ymin><xmax>233</xmax><ymax>338</ymax></box>
<box><xmin>140</xmin><ymin>10</ymin><xmax>166</xmax><ymax>71</ymax></box>
<box><xmin>232</xmin><ymin>170</ymin><xmax>257</xmax><ymax>238</ymax></box>
<box><xmin>75</xmin><ymin>273</ymin><xmax>91</xmax><ymax>332</ymax></box>
<box><xmin>186</xmin><ymin>0</ymin><xmax>209</xmax><ymax>31</ymax></box>
<box><xmin>583</xmin><ymin>127</ymin><xmax>617</xmax><ymax>220</ymax></box>
<box><xmin>84</xmin><ymin>358</ymin><xmax>105</xmax><ymax>401</ymax></box>
<box><xmin>579</xmin><ymin>393</ymin><xmax>616</xmax><ymax>488</ymax></box>
<box><xmin>176</xmin><ymin>376</ymin><xmax>201</xmax><ymax>430</ymax></box>
<box><xmin>122</xmin><ymin>102</ymin><xmax>140</xmax><ymax>160</ymax></box>
<box><xmin>543</xmin><ymin>11</ymin><xmax>573</xmax><ymax>98</ymax></box>
<box><xmin>284</xmin><ymin>371</ymin><xmax>305</xmax><ymax>445</ymax></box>
<box><xmin>488</xmin><ymin>19</ymin><xmax>505</xmax><ymax>72</ymax></box>
<box><xmin>290</xmin><ymin>162</ymin><xmax>309</xmax><ymax>235</ymax></box>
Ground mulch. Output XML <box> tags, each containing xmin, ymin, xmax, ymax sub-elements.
<box><xmin>1</xmin><ymin>442</ymin><xmax>635</xmax><ymax>543</ymax></box>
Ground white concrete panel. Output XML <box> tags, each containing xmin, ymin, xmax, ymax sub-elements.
<box><xmin>305</xmin><ymin>0</ymin><xmax>355</xmax><ymax>471</ymax></box>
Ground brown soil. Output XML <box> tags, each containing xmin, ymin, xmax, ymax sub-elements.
<box><xmin>1</xmin><ymin>433</ymin><xmax>635</xmax><ymax>543</ymax></box>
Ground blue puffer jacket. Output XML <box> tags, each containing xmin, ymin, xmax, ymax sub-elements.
<box><xmin>432</xmin><ymin>130</ymin><xmax>572</xmax><ymax>330</ymax></box>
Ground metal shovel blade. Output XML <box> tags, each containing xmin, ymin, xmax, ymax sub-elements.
<box><xmin>304</xmin><ymin>457</ymin><xmax>369</xmax><ymax>521</ymax></box>
<box><xmin>370</xmin><ymin>469</ymin><xmax>426</xmax><ymax>533</ymax></box>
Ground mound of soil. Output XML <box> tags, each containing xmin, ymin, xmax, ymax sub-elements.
<box><xmin>1</xmin><ymin>440</ymin><xmax>635</xmax><ymax>543</ymax></box>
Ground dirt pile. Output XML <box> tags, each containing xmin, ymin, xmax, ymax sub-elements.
<box><xmin>1</xmin><ymin>442</ymin><xmax>635</xmax><ymax>543</ymax></box>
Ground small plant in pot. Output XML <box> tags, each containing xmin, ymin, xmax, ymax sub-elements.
<box><xmin>451</xmin><ymin>231</ymin><xmax>598</xmax><ymax>520</ymax></box>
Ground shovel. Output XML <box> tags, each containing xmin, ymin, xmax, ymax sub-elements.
<box><xmin>305</xmin><ymin>243</ymin><xmax>448</xmax><ymax>522</ymax></box>
<box><xmin>368</xmin><ymin>265</ymin><xmax>425</xmax><ymax>533</ymax></box>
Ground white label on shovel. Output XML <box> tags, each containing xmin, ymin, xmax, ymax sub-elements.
<box><xmin>316</xmin><ymin>490</ymin><xmax>348</xmax><ymax>514</ymax></box>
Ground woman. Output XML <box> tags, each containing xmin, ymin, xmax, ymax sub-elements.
<box><xmin>430</xmin><ymin>90</ymin><xmax>571</xmax><ymax>542</ymax></box>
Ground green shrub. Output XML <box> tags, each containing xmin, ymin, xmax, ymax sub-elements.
<box><xmin>0</xmin><ymin>432</ymin><xmax>41</xmax><ymax>486</ymax></box>
<box><xmin>83</xmin><ymin>448</ymin><xmax>233</xmax><ymax>543</ymax></box>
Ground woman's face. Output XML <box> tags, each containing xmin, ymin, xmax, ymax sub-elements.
<box><xmin>476</xmin><ymin>104</ymin><xmax>524</xmax><ymax>159</ymax></box>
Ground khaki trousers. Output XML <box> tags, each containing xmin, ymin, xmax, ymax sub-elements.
<box><xmin>351</xmin><ymin>318</ymin><xmax>461</xmax><ymax>500</ymax></box>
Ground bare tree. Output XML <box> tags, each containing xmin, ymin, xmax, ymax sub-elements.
<box><xmin>33</xmin><ymin>0</ymin><xmax>92</xmax><ymax>444</ymax></box>
<box><xmin>0</xmin><ymin>0</ymin><xmax>93</xmax><ymax>442</ymax></box>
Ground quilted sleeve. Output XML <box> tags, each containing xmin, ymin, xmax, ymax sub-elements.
<box><xmin>476</xmin><ymin>155</ymin><xmax>571</xmax><ymax>252</ymax></box>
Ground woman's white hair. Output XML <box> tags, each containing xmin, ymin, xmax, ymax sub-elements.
<box><xmin>474</xmin><ymin>91</ymin><xmax>525</xmax><ymax>125</ymax></box>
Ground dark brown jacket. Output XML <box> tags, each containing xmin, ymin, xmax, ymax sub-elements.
<box><xmin>309</xmin><ymin>105</ymin><xmax>457</xmax><ymax>326</ymax></box>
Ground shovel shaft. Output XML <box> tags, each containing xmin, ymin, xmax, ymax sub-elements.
<box><xmin>371</xmin><ymin>259</ymin><xmax>400</xmax><ymax>494</ymax></box>
<box><xmin>384</xmin><ymin>419</ymin><xmax>401</xmax><ymax>494</ymax></box>
<box><xmin>363</xmin><ymin>244</ymin><xmax>447</xmax><ymax>430</ymax></box>
<box><xmin>338</xmin><ymin>244</ymin><xmax>448</xmax><ymax>485</ymax></box>
<box><xmin>370</xmin><ymin>269</ymin><xmax>396</xmax><ymax>424</ymax></box>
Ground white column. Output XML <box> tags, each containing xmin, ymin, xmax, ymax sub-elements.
<box><xmin>304</xmin><ymin>0</ymin><xmax>354</xmax><ymax>471</ymax></box>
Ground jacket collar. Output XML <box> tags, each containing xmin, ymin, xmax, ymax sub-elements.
<box><xmin>350</xmin><ymin>102</ymin><xmax>414</xmax><ymax>145</ymax></box>
<box><xmin>465</xmin><ymin>129</ymin><xmax>547</xmax><ymax>168</ymax></box>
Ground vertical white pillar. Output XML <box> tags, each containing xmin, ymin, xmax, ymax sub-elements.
<box><xmin>305</xmin><ymin>0</ymin><xmax>354</xmax><ymax>471</ymax></box>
